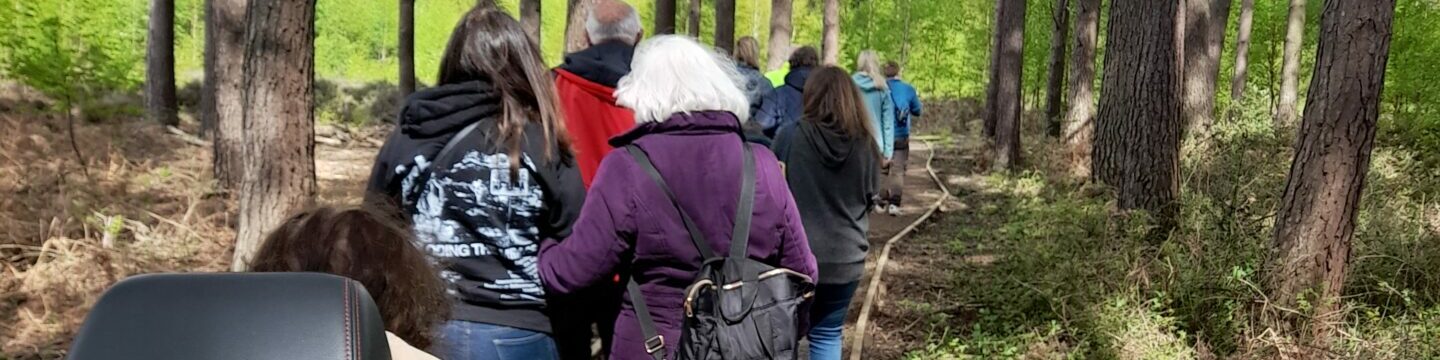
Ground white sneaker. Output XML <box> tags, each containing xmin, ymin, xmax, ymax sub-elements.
<box><xmin>886</xmin><ymin>205</ymin><xmax>901</xmax><ymax>216</ymax></box>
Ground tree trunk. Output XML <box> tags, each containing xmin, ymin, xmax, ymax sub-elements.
<box><xmin>1183</xmin><ymin>0</ymin><xmax>1232</xmax><ymax>139</ymax></box>
<box><xmin>1265</xmin><ymin>0</ymin><xmax>1395</xmax><ymax>355</ymax></box>
<box><xmin>520</xmin><ymin>0</ymin><xmax>541</xmax><ymax>44</ymax></box>
<box><xmin>688</xmin><ymin>0</ymin><xmax>702</xmax><ymax>37</ymax></box>
<box><xmin>233</xmin><ymin>0</ymin><xmax>318</xmax><ymax>271</ymax></box>
<box><xmin>205</xmin><ymin>0</ymin><xmax>248</xmax><ymax>190</ymax></box>
<box><xmin>714</xmin><ymin>0</ymin><xmax>735</xmax><ymax>53</ymax></box>
<box><xmin>399</xmin><ymin>0</ymin><xmax>415</xmax><ymax>96</ymax></box>
<box><xmin>1229</xmin><ymin>0</ymin><xmax>1255</xmax><ymax>114</ymax></box>
<box><xmin>1092</xmin><ymin>0</ymin><xmax>1182</xmax><ymax>222</ymax></box>
<box><xmin>558</xmin><ymin>0</ymin><xmax>587</xmax><ymax>52</ymax></box>
<box><xmin>822</xmin><ymin>0</ymin><xmax>839</xmax><ymax>65</ymax></box>
<box><xmin>766</xmin><ymin>0</ymin><xmax>793</xmax><ymax>71</ymax></box>
<box><xmin>147</xmin><ymin>0</ymin><xmax>178</xmax><ymax>127</ymax></box>
<box><xmin>982</xmin><ymin>0</ymin><xmax>1004</xmax><ymax>140</ymax></box>
<box><xmin>654</xmin><ymin>0</ymin><xmax>676</xmax><ymax>35</ymax></box>
<box><xmin>1043</xmin><ymin>0</ymin><xmax>1070</xmax><ymax>138</ymax></box>
<box><xmin>991</xmin><ymin>0</ymin><xmax>1026</xmax><ymax>170</ymax></box>
<box><xmin>1276</xmin><ymin>0</ymin><xmax>1305</xmax><ymax>128</ymax></box>
<box><xmin>1063</xmin><ymin>0</ymin><xmax>1100</xmax><ymax>178</ymax></box>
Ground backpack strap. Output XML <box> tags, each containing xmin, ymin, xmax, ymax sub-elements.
<box><xmin>624</xmin><ymin>146</ymin><xmax>716</xmax><ymax>260</ymax></box>
<box><xmin>436</xmin><ymin>121</ymin><xmax>482</xmax><ymax>165</ymax></box>
<box><xmin>728</xmin><ymin>143</ymin><xmax>756</xmax><ymax>259</ymax></box>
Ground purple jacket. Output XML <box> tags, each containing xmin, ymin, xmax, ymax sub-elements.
<box><xmin>539</xmin><ymin>111</ymin><xmax>818</xmax><ymax>360</ymax></box>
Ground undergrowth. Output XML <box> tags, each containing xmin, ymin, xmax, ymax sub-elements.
<box><xmin>902</xmin><ymin>110</ymin><xmax>1440</xmax><ymax>359</ymax></box>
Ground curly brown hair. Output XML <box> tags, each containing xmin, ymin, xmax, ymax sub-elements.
<box><xmin>249</xmin><ymin>206</ymin><xmax>449</xmax><ymax>349</ymax></box>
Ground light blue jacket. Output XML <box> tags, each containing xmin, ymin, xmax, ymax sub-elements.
<box><xmin>853</xmin><ymin>73</ymin><xmax>896</xmax><ymax>159</ymax></box>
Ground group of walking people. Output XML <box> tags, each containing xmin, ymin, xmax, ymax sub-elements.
<box><xmin>248</xmin><ymin>1</ymin><xmax>922</xmax><ymax>359</ymax></box>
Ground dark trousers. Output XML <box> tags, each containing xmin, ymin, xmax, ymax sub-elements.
<box><xmin>550</xmin><ymin>280</ymin><xmax>622</xmax><ymax>360</ymax></box>
<box><xmin>882</xmin><ymin>137</ymin><xmax>911</xmax><ymax>206</ymax></box>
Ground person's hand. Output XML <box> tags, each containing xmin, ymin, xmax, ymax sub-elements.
<box><xmin>882</xmin><ymin>160</ymin><xmax>892</xmax><ymax>170</ymax></box>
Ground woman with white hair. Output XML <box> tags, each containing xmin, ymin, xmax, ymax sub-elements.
<box><xmin>538</xmin><ymin>35</ymin><xmax>818</xmax><ymax>360</ymax></box>
<box><xmin>853</xmin><ymin>50</ymin><xmax>897</xmax><ymax>161</ymax></box>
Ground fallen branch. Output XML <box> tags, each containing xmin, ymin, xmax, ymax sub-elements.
<box><xmin>166</xmin><ymin>126</ymin><xmax>211</xmax><ymax>147</ymax></box>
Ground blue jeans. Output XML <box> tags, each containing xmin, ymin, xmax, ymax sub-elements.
<box><xmin>431</xmin><ymin>320</ymin><xmax>558</xmax><ymax>360</ymax></box>
<box><xmin>808</xmin><ymin>281</ymin><xmax>860</xmax><ymax>360</ymax></box>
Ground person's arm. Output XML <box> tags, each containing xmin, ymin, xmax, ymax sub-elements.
<box><xmin>538</xmin><ymin>154</ymin><xmax>637</xmax><ymax>295</ymax></box>
<box><xmin>363</xmin><ymin>130</ymin><xmax>406</xmax><ymax>208</ymax></box>
<box><xmin>756</xmin><ymin>92</ymin><xmax>782</xmax><ymax>137</ymax></box>
<box><xmin>537</xmin><ymin>155</ymin><xmax>586</xmax><ymax>238</ymax></box>
<box><xmin>909</xmin><ymin>89</ymin><xmax>924</xmax><ymax>118</ymax></box>
<box><xmin>773</xmin><ymin>172</ymin><xmax>818</xmax><ymax>331</ymax></box>
<box><xmin>881</xmin><ymin>94</ymin><xmax>896</xmax><ymax>159</ymax></box>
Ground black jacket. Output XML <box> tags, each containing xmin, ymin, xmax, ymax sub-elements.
<box><xmin>366</xmin><ymin>80</ymin><xmax>584</xmax><ymax>333</ymax></box>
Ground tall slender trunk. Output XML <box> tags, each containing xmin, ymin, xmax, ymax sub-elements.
<box><xmin>520</xmin><ymin>0</ymin><xmax>541</xmax><ymax>43</ymax></box>
<box><xmin>147</xmin><ymin>0</ymin><xmax>178</xmax><ymax>127</ymax></box>
<box><xmin>233</xmin><ymin>0</ymin><xmax>318</xmax><ymax>271</ymax></box>
<box><xmin>206</xmin><ymin>0</ymin><xmax>248</xmax><ymax>190</ymax></box>
<box><xmin>714</xmin><ymin>0</ymin><xmax>735</xmax><ymax>53</ymax></box>
<box><xmin>1064</xmin><ymin>0</ymin><xmax>1100</xmax><ymax>178</ymax></box>
<box><xmin>982</xmin><ymin>0</ymin><xmax>1005</xmax><ymax>139</ymax></box>
<box><xmin>567</xmin><ymin>0</ymin><xmax>595</xmax><ymax>52</ymax></box>
<box><xmin>993</xmin><ymin>0</ymin><xmax>1026</xmax><ymax>170</ymax></box>
<box><xmin>1182</xmin><ymin>0</ymin><xmax>1233</xmax><ymax>139</ymax></box>
<box><xmin>689</xmin><ymin>0</ymin><xmax>702</xmax><ymax>37</ymax></box>
<box><xmin>1093</xmin><ymin>0</ymin><xmax>1183</xmax><ymax>223</ymax></box>
<box><xmin>822</xmin><ymin>0</ymin><xmax>840</xmax><ymax>65</ymax></box>
<box><xmin>654</xmin><ymin>0</ymin><xmax>676</xmax><ymax>35</ymax></box>
<box><xmin>1044</xmin><ymin>0</ymin><xmax>1070</xmax><ymax>138</ymax></box>
<box><xmin>1229</xmin><ymin>0</ymin><xmax>1255</xmax><ymax>115</ymax></box>
<box><xmin>1276</xmin><ymin>0</ymin><xmax>1305</xmax><ymax>128</ymax></box>
<box><xmin>399</xmin><ymin>0</ymin><xmax>415</xmax><ymax>96</ymax></box>
<box><xmin>1266</xmin><ymin>0</ymin><xmax>1395</xmax><ymax>355</ymax></box>
<box><xmin>766</xmin><ymin>0</ymin><xmax>793</xmax><ymax>71</ymax></box>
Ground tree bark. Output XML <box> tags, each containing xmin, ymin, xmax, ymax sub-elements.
<box><xmin>205</xmin><ymin>0</ymin><xmax>248</xmax><ymax>190</ymax></box>
<box><xmin>1276</xmin><ymin>0</ymin><xmax>1305</xmax><ymax>128</ymax></box>
<box><xmin>688</xmin><ymin>0</ymin><xmax>702</xmax><ymax>37</ymax></box>
<box><xmin>147</xmin><ymin>0</ymin><xmax>178</xmax><ymax>127</ymax></box>
<box><xmin>1183</xmin><ymin>0</ymin><xmax>1232</xmax><ymax>139</ymax></box>
<box><xmin>714</xmin><ymin>0</ymin><xmax>736</xmax><ymax>53</ymax></box>
<box><xmin>566</xmin><ymin>0</ymin><xmax>594</xmax><ymax>52</ymax></box>
<box><xmin>1092</xmin><ymin>0</ymin><xmax>1182</xmax><ymax>222</ymax></box>
<box><xmin>982</xmin><ymin>0</ymin><xmax>1004</xmax><ymax>140</ymax></box>
<box><xmin>766</xmin><ymin>0</ymin><xmax>793</xmax><ymax>71</ymax></box>
<box><xmin>1063</xmin><ymin>0</ymin><xmax>1100</xmax><ymax>178</ymax></box>
<box><xmin>1230</xmin><ymin>0</ymin><xmax>1255</xmax><ymax>114</ymax></box>
<box><xmin>1265</xmin><ymin>0</ymin><xmax>1395</xmax><ymax>355</ymax></box>
<box><xmin>1043</xmin><ymin>0</ymin><xmax>1070</xmax><ymax>138</ymax></box>
<box><xmin>233</xmin><ymin>0</ymin><xmax>318</xmax><ymax>271</ymax></box>
<box><xmin>520</xmin><ymin>0</ymin><xmax>541</xmax><ymax>44</ymax></box>
<box><xmin>399</xmin><ymin>0</ymin><xmax>415</xmax><ymax>96</ymax></box>
<box><xmin>822</xmin><ymin>0</ymin><xmax>840</xmax><ymax>65</ymax></box>
<box><xmin>654</xmin><ymin>0</ymin><xmax>676</xmax><ymax>35</ymax></box>
<box><xmin>991</xmin><ymin>0</ymin><xmax>1026</xmax><ymax>171</ymax></box>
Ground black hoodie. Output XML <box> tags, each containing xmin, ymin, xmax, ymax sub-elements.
<box><xmin>557</xmin><ymin>41</ymin><xmax>634</xmax><ymax>88</ymax></box>
<box><xmin>774</xmin><ymin>119</ymin><xmax>881</xmax><ymax>284</ymax></box>
<box><xmin>366</xmin><ymin>80</ymin><xmax>584</xmax><ymax>333</ymax></box>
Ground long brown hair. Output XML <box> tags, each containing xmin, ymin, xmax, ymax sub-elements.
<box><xmin>438</xmin><ymin>5</ymin><xmax>571</xmax><ymax>174</ymax></box>
<box><xmin>734</xmin><ymin>36</ymin><xmax>762</xmax><ymax>69</ymax></box>
<box><xmin>249</xmin><ymin>206</ymin><xmax>449</xmax><ymax>349</ymax></box>
<box><xmin>801</xmin><ymin>66</ymin><xmax>878</xmax><ymax>149</ymax></box>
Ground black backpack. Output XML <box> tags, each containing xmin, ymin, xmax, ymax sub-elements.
<box><xmin>624</xmin><ymin>143</ymin><xmax>816</xmax><ymax>360</ymax></box>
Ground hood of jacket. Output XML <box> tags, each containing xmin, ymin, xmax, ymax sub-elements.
<box><xmin>796</xmin><ymin>118</ymin><xmax>862</xmax><ymax>168</ymax></box>
<box><xmin>557</xmin><ymin>41</ymin><xmax>635</xmax><ymax>88</ymax></box>
<box><xmin>783</xmin><ymin>67</ymin><xmax>813</xmax><ymax>90</ymax></box>
<box><xmin>852</xmin><ymin>73</ymin><xmax>885</xmax><ymax>92</ymax></box>
<box><xmin>399</xmin><ymin>80</ymin><xmax>501</xmax><ymax>139</ymax></box>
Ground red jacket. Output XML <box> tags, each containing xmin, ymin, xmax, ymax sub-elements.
<box><xmin>555</xmin><ymin>68</ymin><xmax>635</xmax><ymax>189</ymax></box>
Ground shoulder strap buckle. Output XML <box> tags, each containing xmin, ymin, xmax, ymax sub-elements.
<box><xmin>644</xmin><ymin>335</ymin><xmax>666</xmax><ymax>354</ymax></box>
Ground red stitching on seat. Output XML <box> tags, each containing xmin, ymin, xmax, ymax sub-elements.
<box><xmin>344</xmin><ymin>281</ymin><xmax>352</xmax><ymax>360</ymax></box>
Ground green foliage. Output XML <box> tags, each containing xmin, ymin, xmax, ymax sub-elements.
<box><xmin>0</xmin><ymin>0</ymin><xmax>147</xmax><ymax>106</ymax></box>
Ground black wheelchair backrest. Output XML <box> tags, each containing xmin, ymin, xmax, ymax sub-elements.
<box><xmin>68</xmin><ymin>272</ymin><xmax>391</xmax><ymax>360</ymax></box>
